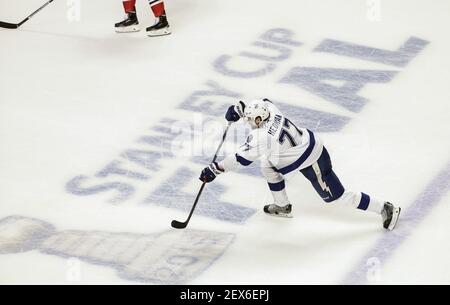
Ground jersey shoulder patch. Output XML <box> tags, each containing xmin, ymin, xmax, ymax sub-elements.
<box><xmin>242</xmin><ymin>129</ymin><xmax>266</xmax><ymax>150</ymax></box>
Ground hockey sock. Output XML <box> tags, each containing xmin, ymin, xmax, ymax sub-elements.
<box><xmin>149</xmin><ymin>0</ymin><xmax>166</xmax><ymax>17</ymax></box>
<box><xmin>268</xmin><ymin>180</ymin><xmax>290</xmax><ymax>205</ymax></box>
<box><xmin>122</xmin><ymin>0</ymin><xmax>137</xmax><ymax>13</ymax></box>
<box><xmin>356</xmin><ymin>192</ymin><xmax>384</xmax><ymax>214</ymax></box>
<box><xmin>336</xmin><ymin>191</ymin><xmax>384</xmax><ymax>214</ymax></box>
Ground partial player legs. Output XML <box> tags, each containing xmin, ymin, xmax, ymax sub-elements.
<box><xmin>115</xmin><ymin>0</ymin><xmax>140</xmax><ymax>33</ymax></box>
<box><xmin>115</xmin><ymin>0</ymin><xmax>171</xmax><ymax>36</ymax></box>
<box><xmin>147</xmin><ymin>0</ymin><xmax>171</xmax><ymax>36</ymax></box>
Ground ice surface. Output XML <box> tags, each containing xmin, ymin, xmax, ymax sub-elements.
<box><xmin>0</xmin><ymin>0</ymin><xmax>449</xmax><ymax>284</ymax></box>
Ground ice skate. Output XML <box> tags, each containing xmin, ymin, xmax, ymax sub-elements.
<box><xmin>382</xmin><ymin>202</ymin><xmax>401</xmax><ymax>231</ymax></box>
<box><xmin>146</xmin><ymin>14</ymin><xmax>171</xmax><ymax>37</ymax></box>
<box><xmin>115</xmin><ymin>12</ymin><xmax>140</xmax><ymax>33</ymax></box>
<box><xmin>263</xmin><ymin>203</ymin><xmax>293</xmax><ymax>218</ymax></box>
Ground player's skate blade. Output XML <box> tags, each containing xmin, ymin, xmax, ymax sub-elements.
<box><xmin>146</xmin><ymin>27</ymin><xmax>171</xmax><ymax>37</ymax></box>
<box><xmin>115</xmin><ymin>25</ymin><xmax>140</xmax><ymax>33</ymax></box>
<box><xmin>263</xmin><ymin>204</ymin><xmax>293</xmax><ymax>218</ymax></box>
<box><xmin>382</xmin><ymin>202</ymin><xmax>401</xmax><ymax>231</ymax></box>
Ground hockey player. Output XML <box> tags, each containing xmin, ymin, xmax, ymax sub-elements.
<box><xmin>199</xmin><ymin>99</ymin><xmax>401</xmax><ymax>230</ymax></box>
<box><xmin>115</xmin><ymin>0</ymin><xmax>170</xmax><ymax>36</ymax></box>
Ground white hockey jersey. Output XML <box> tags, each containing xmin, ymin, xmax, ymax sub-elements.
<box><xmin>219</xmin><ymin>100</ymin><xmax>324</xmax><ymax>174</ymax></box>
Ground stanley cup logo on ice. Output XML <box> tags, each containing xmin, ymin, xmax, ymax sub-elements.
<box><xmin>0</xmin><ymin>216</ymin><xmax>234</xmax><ymax>284</ymax></box>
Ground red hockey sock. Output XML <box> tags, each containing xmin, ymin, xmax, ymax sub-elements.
<box><xmin>122</xmin><ymin>0</ymin><xmax>137</xmax><ymax>13</ymax></box>
<box><xmin>149</xmin><ymin>0</ymin><xmax>166</xmax><ymax>17</ymax></box>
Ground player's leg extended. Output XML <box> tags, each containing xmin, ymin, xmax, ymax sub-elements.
<box><xmin>300</xmin><ymin>147</ymin><xmax>400</xmax><ymax>230</ymax></box>
<box><xmin>115</xmin><ymin>0</ymin><xmax>140</xmax><ymax>33</ymax></box>
<box><xmin>261</xmin><ymin>161</ymin><xmax>292</xmax><ymax>217</ymax></box>
<box><xmin>147</xmin><ymin>0</ymin><xmax>171</xmax><ymax>36</ymax></box>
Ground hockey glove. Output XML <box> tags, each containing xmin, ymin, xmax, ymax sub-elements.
<box><xmin>199</xmin><ymin>162</ymin><xmax>224</xmax><ymax>183</ymax></box>
<box><xmin>225</xmin><ymin>101</ymin><xmax>246</xmax><ymax>122</ymax></box>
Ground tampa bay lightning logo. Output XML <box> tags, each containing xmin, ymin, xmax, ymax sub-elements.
<box><xmin>241</xmin><ymin>135</ymin><xmax>253</xmax><ymax>151</ymax></box>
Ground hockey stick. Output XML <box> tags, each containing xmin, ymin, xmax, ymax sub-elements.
<box><xmin>171</xmin><ymin>122</ymin><xmax>232</xmax><ymax>229</ymax></box>
<box><xmin>0</xmin><ymin>0</ymin><xmax>55</xmax><ymax>29</ymax></box>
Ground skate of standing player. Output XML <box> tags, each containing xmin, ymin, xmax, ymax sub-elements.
<box><xmin>199</xmin><ymin>99</ymin><xmax>401</xmax><ymax>230</ymax></box>
<box><xmin>115</xmin><ymin>0</ymin><xmax>170</xmax><ymax>36</ymax></box>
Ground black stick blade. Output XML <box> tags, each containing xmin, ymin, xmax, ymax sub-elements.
<box><xmin>171</xmin><ymin>220</ymin><xmax>187</xmax><ymax>229</ymax></box>
<box><xmin>0</xmin><ymin>21</ymin><xmax>19</xmax><ymax>29</ymax></box>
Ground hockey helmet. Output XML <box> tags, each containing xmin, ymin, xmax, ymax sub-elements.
<box><xmin>244</xmin><ymin>99</ymin><xmax>270</xmax><ymax>128</ymax></box>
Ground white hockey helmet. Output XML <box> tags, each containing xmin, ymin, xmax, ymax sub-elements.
<box><xmin>244</xmin><ymin>99</ymin><xmax>270</xmax><ymax>128</ymax></box>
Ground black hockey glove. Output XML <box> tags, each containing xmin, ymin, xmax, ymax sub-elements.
<box><xmin>225</xmin><ymin>101</ymin><xmax>246</xmax><ymax>122</ymax></box>
<box><xmin>199</xmin><ymin>162</ymin><xmax>224</xmax><ymax>183</ymax></box>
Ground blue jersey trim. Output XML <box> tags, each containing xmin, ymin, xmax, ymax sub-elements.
<box><xmin>235</xmin><ymin>153</ymin><xmax>253</xmax><ymax>166</ymax></box>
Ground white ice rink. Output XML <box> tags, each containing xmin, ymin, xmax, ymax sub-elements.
<box><xmin>0</xmin><ymin>0</ymin><xmax>449</xmax><ymax>284</ymax></box>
